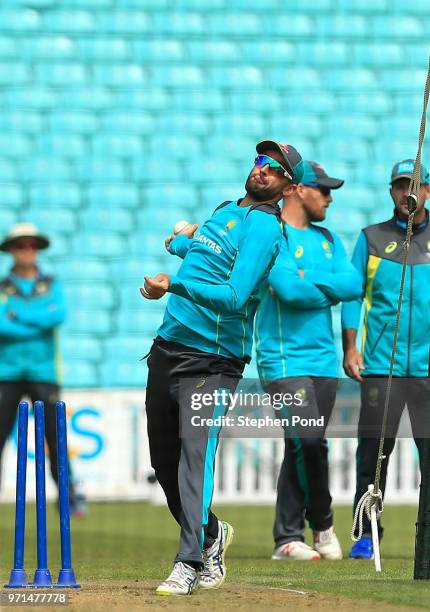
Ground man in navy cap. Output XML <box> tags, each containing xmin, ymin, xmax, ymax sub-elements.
<box><xmin>342</xmin><ymin>159</ymin><xmax>430</xmax><ymax>559</ymax></box>
<box><xmin>256</xmin><ymin>161</ymin><xmax>361</xmax><ymax>561</ymax></box>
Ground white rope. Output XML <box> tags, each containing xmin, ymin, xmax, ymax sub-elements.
<box><xmin>351</xmin><ymin>484</ymin><xmax>384</xmax><ymax>542</ymax></box>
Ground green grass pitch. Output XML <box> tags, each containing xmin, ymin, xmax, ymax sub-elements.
<box><xmin>0</xmin><ymin>502</ymin><xmax>428</xmax><ymax>609</ymax></box>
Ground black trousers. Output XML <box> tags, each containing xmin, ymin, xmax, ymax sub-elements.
<box><xmin>0</xmin><ymin>380</ymin><xmax>76</xmax><ymax>500</ymax></box>
<box><xmin>353</xmin><ymin>376</ymin><xmax>429</xmax><ymax>538</ymax></box>
<box><xmin>145</xmin><ymin>338</ymin><xmax>244</xmax><ymax>567</ymax></box>
<box><xmin>266</xmin><ymin>377</ymin><xmax>338</xmax><ymax>546</ymax></box>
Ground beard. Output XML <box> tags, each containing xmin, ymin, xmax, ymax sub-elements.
<box><xmin>245</xmin><ymin>174</ymin><xmax>281</xmax><ymax>203</ymax></box>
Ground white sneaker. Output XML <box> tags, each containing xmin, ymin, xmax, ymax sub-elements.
<box><xmin>199</xmin><ymin>520</ymin><xmax>234</xmax><ymax>589</ymax></box>
<box><xmin>313</xmin><ymin>526</ymin><xmax>343</xmax><ymax>560</ymax></box>
<box><xmin>155</xmin><ymin>561</ymin><xmax>200</xmax><ymax>595</ymax></box>
<box><xmin>271</xmin><ymin>541</ymin><xmax>321</xmax><ymax>561</ymax></box>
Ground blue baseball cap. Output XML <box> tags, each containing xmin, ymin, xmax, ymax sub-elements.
<box><xmin>390</xmin><ymin>159</ymin><xmax>430</xmax><ymax>185</ymax></box>
<box><xmin>300</xmin><ymin>160</ymin><xmax>344</xmax><ymax>189</ymax></box>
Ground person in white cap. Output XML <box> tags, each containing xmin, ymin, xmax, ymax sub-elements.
<box><xmin>0</xmin><ymin>223</ymin><xmax>84</xmax><ymax>516</ymax></box>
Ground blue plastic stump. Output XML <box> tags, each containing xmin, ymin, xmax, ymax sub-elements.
<box><xmin>33</xmin><ymin>401</ymin><xmax>52</xmax><ymax>588</ymax></box>
<box><xmin>5</xmin><ymin>402</ymin><xmax>29</xmax><ymax>588</ymax></box>
<box><xmin>54</xmin><ymin>401</ymin><xmax>80</xmax><ymax>588</ymax></box>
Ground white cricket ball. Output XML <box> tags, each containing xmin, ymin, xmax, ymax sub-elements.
<box><xmin>173</xmin><ymin>220</ymin><xmax>191</xmax><ymax>235</ymax></box>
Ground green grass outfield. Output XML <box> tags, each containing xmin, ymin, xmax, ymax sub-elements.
<box><xmin>0</xmin><ymin>502</ymin><xmax>429</xmax><ymax>609</ymax></box>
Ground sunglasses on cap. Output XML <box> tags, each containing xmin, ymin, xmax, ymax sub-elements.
<box><xmin>301</xmin><ymin>182</ymin><xmax>331</xmax><ymax>197</ymax></box>
<box><xmin>11</xmin><ymin>240</ymin><xmax>40</xmax><ymax>251</ymax></box>
<box><xmin>254</xmin><ymin>155</ymin><xmax>292</xmax><ymax>180</ymax></box>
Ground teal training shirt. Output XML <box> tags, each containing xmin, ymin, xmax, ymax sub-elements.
<box><xmin>0</xmin><ymin>271</ymin><xmax>66</xmax><ymax>383</ymax></box>
<box><xmin>341</xmin><ymin>213</ymin><xmax>430</xmax><ymax>376</ymax></box>
<box><xmin>255</xmin><ymin>222</ymin><xmax>361</xmax><ymax>382</ymax></box>
<box><xmin>158</xmin><ymin>200</ymin><xmax>283</xmax><ymax>362</ymax></box>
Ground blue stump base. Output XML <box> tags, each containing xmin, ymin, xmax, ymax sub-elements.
<box><xmin>54</xmin><ymin>568</ymin><xmax>80</xmax><ymax>588</ymax></box>
<box><xmin>33</xmin><ymin>568</ymin><xmax>53</xmax><ymax>588</ymax></box>
<box><xmin>5</xmin><ymin>568</ymin><xmax>28</xmax><ymax>588</ymax></box>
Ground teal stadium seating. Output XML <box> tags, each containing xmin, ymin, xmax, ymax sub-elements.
<box><xmin>0</xmin><ymin>2</ymin><xmax>428</xmax><ymax>386</ymax></box>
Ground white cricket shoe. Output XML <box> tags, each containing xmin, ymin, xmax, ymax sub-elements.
<box><xmin>155</xmin><ymin>561</ymin><xmax>199</xmax><ymax>596</ymax></box>
<box><xmin>271</xmin><ymin>541</ymin><xmax>321</xmax><ymax>561</ymax></box>
<box><xmin>313</xmin><ymin>526</ymin><xmax>343</xmax><ymax>560</ymax></box>
<box><xmin>199</xmin><ymin>521</ymin><xmax>234</xmax><ymax>589</ymax></box>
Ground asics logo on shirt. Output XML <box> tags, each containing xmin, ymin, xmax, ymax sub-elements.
<box><xmin>195</xmin><ymin>233</ymin><xmax>222</xmax><ymax>254</ymax></box>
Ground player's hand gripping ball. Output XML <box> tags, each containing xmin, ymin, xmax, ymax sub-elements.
<box><xmin>165</xmin><ymin>220</ymin><xmax>198</xmax><ymax>252</ymax></box>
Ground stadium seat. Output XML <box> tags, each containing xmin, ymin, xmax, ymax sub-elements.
<box><xmin>41</xmin><ymin>234</ymin><xmax>70</xmax><ymax>259</ymax></box>
<box><xmin>77</xmin><ymin>37</ymin><xmax>130</xmax><ymax>61</ymax></box>
<box><xmin>325</xmin><ymin>116</ymin><xmax>377</xmax><ymax>139</ymax></box>
<box><xmin>298</xmin><ymin>42</ymin><xmax>348</xmax><ymax>66</ymax></box>
<box><xmin>20</xmin><ymin>35</ymin><xmax>75</xmax><ymax>59</ymax></box>
<box><xmin>110</xmin><ymin>258</ymin><xmax>155</xmax><ymax>282</ymax></box>
<box><xmin>200</xmin><ymin>185</ymin><xmax>244</xmax><ymax>210</ymax></box>
<box><xmin>116</xmin><ymin>308</ymin><xmax>165</xmax><ymax>334</ymax></box>
<box><xmin>63</xmin><ymin>309</ymin><xmax>112</xmax><ymax>335</ymax></box>
<box><xmin>100</xmin><ymin>111</ymin><xmax>154</xmax><ymax>134</ymax></box>
<box><xmin>151</xmin><ymin>12</ymin><xmax>204</xmax><ymax>35</ymax></box>
<box><xmin>127</xmin><ymin>233</ymin><xmax>165</xmax><ymax>258</ymax></box>
<box><xmin>35</xmin><ymin>63</ymin><xmax>89</xmax><ymax>86</ymax></box>
<box><xmin>207</xmin><ymin>13</ymin><xmax>261</xmax><ymax>36</ymax></box>
<box><xmin>105</xmin><ymin>336</ymin><xmax>150</xmax><ymax>361</ymax></box>
<box><xmin>58</xmin><ymin>259</ymin><xmax>109</xmax><ymax>282</ymax></box>
<box><xmin>379</xmin><ymin>117</ymin><xmax>422</xmax><ymax>139</ymax></box>
<box><xmin>0</xmin><ymin>184</ymin><xmax>24</xmax><ymax>208</ymax></box>
<box><xmin>324</xmin><ymin>162</ymin><xmax>353</xmax><ymax>184</ymax></box>
<box><xmin>157</xmin><ymin>113</ymin><xmax>209</xmax><ymax>136</ymax></box>
<box><xmin>29</xmin><ymin>183</ymin><xmax>81</xmax><ymax>208</ymax></box>
<box><xmin>267</xmin><ymin>15</ymin><xmax>314</xmax><ymax>37</ymax></box>
<box><xmin>62</xmin><ymin>360</ymin><xmax>98</xmax><ymax>388</ymax></box>
<box><xmin>328</xmin><ymin>209</ymin><xmax>367</xmax><ymax>235</ymax></box>
<box><xmin>325</xmin><ymin>69</ymin><xmax>377</xmax><ymax>91</ymax></box>
<box><xmin>0</xmin><ymin>159</ymin><xmax>16</xmax><ymax>181</ymax></box>
<box><xmin>353</xmin><ymin>43</ymin><xmax>404</xmax><ymax>67</ymax></box>
<box><xmin>36</xmin><ymin>135</ymin><xmax>86</xmax><ymax>157</ymax></box>
<box><xmin>209</xmin><ymin>66</ymin><xmax>264</xmax><ymax>89</ymax></box>
<box><xmin>379</xmin><ymin>70</ymin><xmax>428</xmax><ymax>93</ymax></box>
<box><xmin>142</xmin><ymin>184</ymin><xmax>198</xmax><ymax>209</ymax></box>
<box><xmin>148</xmin><ymin>135</ymin><xmax>201</xmax><ymax>161</ymax></box>
<box><xmin>322</xmin><ymin>138</ymin><xmax>369</xmax><ymax>163</ymax></box>
<box><xmin>41</xmin><ymin>10</ymin><xmax>95</xmax><ymax>33</ymax></box>
<box><xmin>95</xmin><ymin>11</ymin><xmax>151</xmax><ymax>34</ymax></box>
<box><xmin>0</xmin><ymin>210</ymin><xmax>17</xmax><ymax>233</ymax></box>
<box><xmin>92</xmin><ymin>135</ymin><xmax>144</xmax><ymax>157</ymax></box>
<box><xmin>230</xmin><ymin>91</ymin><xmax>281</xmax><ymax>113</ymax></box>
<box><xmin>337</xmin><ymin>93</ymin><xmax>391</xmax><ymax>115</ymax></box>
<box><xmin>0</xmin><ymin>135</ymin><xmax>31</xmax><ymax>157</ymax></box>
<box><xmin>93</xmin><ymin>64</ymin><xmax>147</xmax><ymax>87</ymax></box>
<box><xmin>75</xmin><ymin>157</ymin><xmax>127</xmax><ymax>181</ymax></box>
<box><xmin>59</xmin><ymin>87</ymin><xmax>113</xmax><ymax>110</ymax></box>
<box><xmin>0</xmin><ymin>36</ymin><xmax>18</xmax><ymax>58</ymax></box>
<box><xmin>187</xmin><ymin>40</ymin><xmax>240</xmax><ymax>63</ymax></box>
<box><xmin>0</xmin><ymin>111</ymin><xmax>42</xmax><ymax>133</ymax></box>
<box><xmin>0</xmin><ymin>62</ymin><xmax>29</xmax><ymax>85</ymax></box>
<box><xmin>338</xmin><ymin>0</ymin><xmax>387</xmax><ymax>11</ymax></box>
<box><xmin>136</xmin><ymin>208</ymin><xmax>190</xmax><ymax>232</ymax></box>
<box><xmin>132</xmin><ymin>159</ymin><xmax>183</xmax><ymax>182</ymax></box>
<box><xmin>48</xmin><ymin>111</ymin><xmax>98</xmax><ymax>134</ymax></box>
<box><xmin>70</xmin><ymin>233</ymin><xmax>126</xmax><ymax>258</ymax></box>
<box><xmin>0</xmin><ymin>9</ymin><xmax>41</xmax><ymax>32</ymax></box>
<box><xmin>172</xmin><ymin>91</ymin><xmax>226</xmax><ymax>112</ymax></box>
<box><xmin>270</xmin><ymin>116</ymin><xmax>322</xmax><ymax>139</ymax></box>
<box><xmin>62</xmin><ymin>335</ymin><xmax>103</xmax><ymax>362</ymax></box>
<box><xmin>333</xmin><ymin>187</ymin><xmax>375</xmax><ymax>212</ymax></box>
<box><xmin>115</xmin><ymin>89</ymin><xmax>170</xmax><ymax>111</ymax></box>
<box><xmin>316</xmin><ymin>15</ymin><xmax>368</xmax><ymax>38</ymax></box>
<box><xmin>87</xmin><ymin>183</ymin><xmax>139</xmax><ymax>209</ymax></box>
<box><xmin>175</xmin><ymin>0</ymin><xmax>225</xmax><ymax>7</ymax></box>
<box><xmin>373</xmin><ymin>140</ymin><xmax>419</xmax><ymax>164</ymax></box>
<box><xmin>64</xmin><ymin>283</ymin><xmax>115</xmax><ymax>310</ymax></box>
<box><xmin>363</xmin><ymin>164</ymin><xmax>391</xmax><ymax>188</ymax></box>
<box><xmin>187</xmin><ymin>158</ymin><xmax>242</xmax><ymax>183</ymax></box>
<box><xmin>80</xmin><ymin>208</ymin><xmax>133</xmax><ymax>234</ymax></box>
<box><xmin>25</xmin><ymin>207</ymin><xmax>77</xmax><ymax>234</ymax></box>
<box><xmin>269</xmin><ymin>68</ymin><xmax>322</xmax><ymax>91</ymax></box>
<box><xmin>100</xmin><ymin>359</ymin><xmax>148</xmax><ymax>388</ymax></box>
<box><xmin>205</xmin><ymin>136</ymin><xmax>255</xmax><ymax>162</ymax></box>
<box><xmin>212</xmin><ymin>114</ymin><xmax>265</xmax><ymax>136</ymax></box>
<box><xmin>395</xmin><ymin>94</ymin><xmax>426</xmax><ymax>115</ymax></box>
<box><xmin>284</xmin><ymin>93</ymin><xmax>336</xmax><ymax>114</ymax></box>
<box><xmin>149</xmin><ymin>65</ymin><xmax>204</xmax><ymax>88</ymax></box>
<box><xmin>242</xmin><ymin>41</ymin><xmax>295</xmax><ymax>64</ymax></box>
<box><xmin>134</xmin><ymin>39</ymin><xmax>185</xmax><ymax>62</ymax></box>
<box><xmin>372</xmin><ymin>17</ymin><xmax>423</xmax><ymax>39</ymax></box>
<box><xmin>19</xmin><ymin>157</ymin><xmax>71</xmax><ymax>181</ymax></box>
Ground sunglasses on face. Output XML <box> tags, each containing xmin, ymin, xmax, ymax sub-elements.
<box><xmin>12</xmin><ymin>241</ymin><xmax>39</xmax><ymax>251</ymax></box>
<box><xmin>254</xmin><ymin>155</ymin><xmax>292</xmax><ymax>180</ymax></box>
<box><xmin>302</xmin><ymin>183</ymin><xmax>331</xmax><ymax>197</ymax></box>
